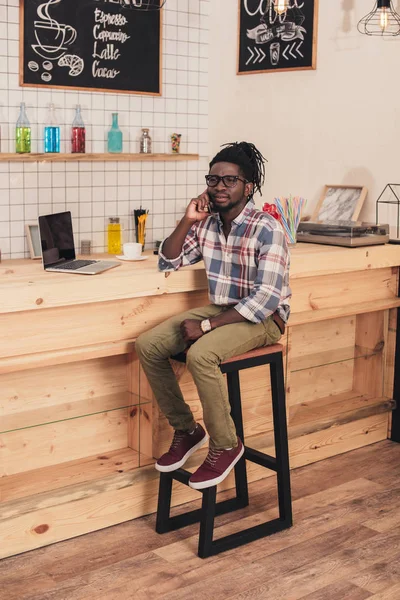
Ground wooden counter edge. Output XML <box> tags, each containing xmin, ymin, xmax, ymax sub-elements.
<box><xmin>0</xmin><ymin>244</ymin><xmax>399</xmax><ymax>315</ymax></box>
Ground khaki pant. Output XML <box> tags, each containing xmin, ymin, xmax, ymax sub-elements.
<box><xmin>135</xmin><ymin>304</ymin><xmax>282</xmax><ymax>449</ymax></box>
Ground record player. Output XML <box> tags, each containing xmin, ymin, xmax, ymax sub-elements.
<box><xmin>296</xmin><ymin>220</ymin><xmax>389</xmax><ymax>247</ymax></box>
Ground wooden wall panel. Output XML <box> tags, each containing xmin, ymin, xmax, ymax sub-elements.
<box><xmin>1</xmin><ymin>356</ymin><xmax>129</xmax><ymax>432</ymax></box>
<box><xmin>289</xmin><ymin>361</ymin><xmax>354</xmax><ymax>407</ymax></box>
<box><xmin>2</xmin><ymin>269</ymin><xmax>396</xmax><ymax>363</ymax></box>
<box><xmin>353</xmin><ymin>311</ymin><xmax>385</xmax><ymax>398</ymax></box>
<box><xmin>0</xmin><ymin>291</ymin><xmax>210</xmax><ymax>360</ymax></box>
<box><xmin>384</xmin><ymin>308</ymin><xmax>397</xmax><ymax>400</ymax></box>
<box><xmin>287</xmin><ymin>413</ymin><xmax>388</xmax><ymax>469</ymax></box>
<box><xmin>290</xmin><ymin>269</ymin><xmax>397</xmax><ymax>315</ymax></box>
<box><xmin>290</xmin><ymin>316</ymin><xmax>356</xmax><ymax>372</ymax></box>
<box><xmin>0</xmin><ymin>410</ymin><xmax>128</xmax><ymax>476</ymax></box>
<box><xmin>1</xmin><ymin>448</ymin><xmax>139</xmax><ymax>504</ymax></box>
<box><xmin>138</xmin><ymin>403</ymin><xmax>155</xmax><ymax>466</ymax></box>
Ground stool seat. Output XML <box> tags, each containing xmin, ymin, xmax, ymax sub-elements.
<box><xmin>172</xmin><ymin>342</ymin><xmax>283</xmax><ymax>367</ymax></box>
<box><xmin>156</xmin><ymin>342</ymin><xmax>292</xmax><ymax>558</ymax></box>
<box><xmin>218</xmin><ymin>343</ymin><xmax>284</xmax><ymax>365</ymax></box>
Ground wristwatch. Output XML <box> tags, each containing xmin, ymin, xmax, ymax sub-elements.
<box><xmin>200</xmin><ymin>319</ymin><xmax>212</xmax><ymax>334</ymax></box>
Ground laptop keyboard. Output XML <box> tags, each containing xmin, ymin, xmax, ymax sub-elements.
<box><xmin>54</xmin><ymin>260</ymin><xmax>97</xmax><ymax>270</ymax></box>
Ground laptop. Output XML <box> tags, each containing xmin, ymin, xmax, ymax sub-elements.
<box><xmin>38</xmin><ymin>211</ymin><xmax>120</xmax><ymax>275</ymax></box>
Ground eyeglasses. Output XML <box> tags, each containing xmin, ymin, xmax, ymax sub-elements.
<box><xmin>205</xmin><ymin>175</ymin><xmax>247</xmax><ymax>188</ymax></box>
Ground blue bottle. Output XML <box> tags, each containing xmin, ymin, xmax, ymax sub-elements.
<box><xmin>107</xmin><ymin>112</ymin><xmax>123</xmax><ymax>153</ymax></box>
<box><xmin>44</xmin><ymin>103</ymin><xmax>60</xmax><ymax>153</ymax></box>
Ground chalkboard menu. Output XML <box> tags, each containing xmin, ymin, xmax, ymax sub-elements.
<box><xmin>238</xmin><ymin>0</ymin><xmax>318</xmax><ymax>75</ymax></box>
<box><xmin>20</xmin><ymin>0</ymin><xmax>161</xmax><ymax>95</ymax></box>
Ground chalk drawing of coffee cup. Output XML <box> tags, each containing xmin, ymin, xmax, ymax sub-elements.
<box><xmin>33</xmin><ymin>21</ymin><xmax>77</xmax><ymax>61</ymax></box>
<box><xmin>28</xmin><ymin>61</ymin><xmax>39</xmax><ymax>72</ymax></box>
<box><xmin>270</xmin><ymin>42</ymin><xmax>280</xmax><ymax>66</ymax></box>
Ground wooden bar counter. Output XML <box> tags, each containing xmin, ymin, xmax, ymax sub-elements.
<box><xmin>1</xmin><ymin>243</ymin><xmax>399</xmax><ymax>558</ymax></box>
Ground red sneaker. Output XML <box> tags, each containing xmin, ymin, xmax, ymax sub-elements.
<box><xmin>155</xmin><ymin>424</ymin><xmax>208</xmax><ymax>472</ymax></box>
<box><xmin>188</xmin><ymin>437</ymin><xmax>244</xmax><ymax>490</ymax></box>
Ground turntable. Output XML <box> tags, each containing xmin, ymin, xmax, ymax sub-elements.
<box><xmin>296</xmin><ymin>220</ymin><xmax>389</xmax><ymax>247</ymax></box>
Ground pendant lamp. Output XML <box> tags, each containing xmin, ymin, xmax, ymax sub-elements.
<box><xmin>358</xmin><ymin>0</ymin><xmax>400</xmax><ymax>36</ymax></box>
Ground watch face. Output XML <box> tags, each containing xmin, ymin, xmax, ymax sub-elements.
<box><xmin>201</xmin><ymin>319</ymin><xmax>211</xmax><ymax>333</ymax></box>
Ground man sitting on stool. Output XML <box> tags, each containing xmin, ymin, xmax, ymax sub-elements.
<box><xmin>136</xmin><ymin>141</ymin><xmax>291</xmax><ymax>490</ymax></box>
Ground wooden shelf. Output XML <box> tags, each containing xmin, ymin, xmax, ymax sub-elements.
<box><xmin>0</xmin><ymin>152</ymin><xmax>199</xmax><ymax>163</ymax></box>
<box><xmin>0</xmin><ymin>447</ymin><xmax>143</xmax><ymax>504</ymax></box>
<box><xmin>289</xmin><ymin>391</ymin><xmax>394</xmax><ymax>438</ymax></box>
<box><xmin>290</xmin><ymin>345</ymin><xmax>382</xmax><ymax>373</ymax></box>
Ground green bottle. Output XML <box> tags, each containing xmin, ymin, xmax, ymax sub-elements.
<box><xmin>16</xmin><ymin>102</ymin><xmax>31</xmax><ymax>154</ymax></box>
<box><xmin>107</xmin><ymin>112</ymin><xmax>123</xmax><ymax>153</ymax></box>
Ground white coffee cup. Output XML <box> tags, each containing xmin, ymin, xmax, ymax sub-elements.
<box><xmin>123</xmin><ymin>242</ymin><xmax>142</xmax><ymax>259</ymax></box>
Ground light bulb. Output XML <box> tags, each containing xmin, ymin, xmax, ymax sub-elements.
<box><xmin>275</xmin><ymin>0</ymin><xmax>288</xmax><ymax>15</ymax></box>
<box><xmin>379</xmin><ymin>7</ymin><xmax>389</xmax><ymax>30</ymax></box>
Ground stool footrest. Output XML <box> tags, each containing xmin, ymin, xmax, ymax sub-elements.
<box><xmin>200</xmin><ymin>517</ymin><xmax>291</xmax><ymax>558</ymax></box>
<box><xmin>156</xmin><ymin>494</ymin><xmax>248</xmax><ymax>534</ymax></box>
<box><xmin>245</xmin><ymin>447</ymin><xmax>277</xmax><ymax>471</ymax></box>
<box><xmin>166</xmin><ymin>467</ymin><xmax>191</xmax><ymax>486</ymax></box>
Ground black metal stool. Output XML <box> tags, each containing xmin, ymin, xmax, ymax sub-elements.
<box><xmin>155</xmin><ymin>343</ymin><xmax>292</xmax><ymax>558</ymax></box>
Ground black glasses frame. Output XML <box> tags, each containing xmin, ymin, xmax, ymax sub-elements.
<box><xmin>205</xmin><ymin>175</ymin><xmax>248</xmax><ymax>188</ymax></box>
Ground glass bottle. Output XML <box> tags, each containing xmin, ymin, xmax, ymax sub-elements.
<box><xmin>140</xmin><ymin>128</ymin><xmax>152</xmax><ymax>154</ymax></box>
<box><xmin>107</xmin><ymin>217</ymin><xmax>122</xmax><ymax>254</ymax></box>
<box><xmin>44</xmin><ymin>103</ymin><xmax>60</xmax><ymax>153</ymax></box>
<box><xmin>71</xmin><ymin>104</ymin><xmax>86</xmax><ymax>153</ymax></box>
<box><xmin>15</xmin><ymin>102</ymin><xmax>31</xmax><ymax>154</ymax></box>
<box><xmin>107</xmin><ymin>112</ymin><xmax>123</xmax><ymax>153</ymax></box>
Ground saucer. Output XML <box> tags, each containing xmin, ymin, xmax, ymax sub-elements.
<box><xmin>116</xmin><ymin>255</ymin><xmax>149</xmax><ymax>262</ymax></box>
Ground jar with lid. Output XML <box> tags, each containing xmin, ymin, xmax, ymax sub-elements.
<box><xmin>140</xmin><ymin>128</ymin><xmax>152</xmax><ymax>154</ymax></box>
<box><xmin>107</xmin><ymin>217</ymin><xmax>122</xmax><ymax>255</ymax></box>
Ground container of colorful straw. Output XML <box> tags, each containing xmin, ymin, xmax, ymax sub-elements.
<box><xmin>263</xmin><ymin>196</ymin><xmax>307</xmax><ymax>246</ymax></box>
<box><xmin>133</xmin><ymin>207</ymin><xmax>149</xmax><ymax>250</ymax></box>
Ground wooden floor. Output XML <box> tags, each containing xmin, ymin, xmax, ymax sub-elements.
<box><xmin>1</xmin><ymin>440</ymin><xmax>400</xmax><ymax>600</ymax></box>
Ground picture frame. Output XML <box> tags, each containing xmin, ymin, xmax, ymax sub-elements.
<box><xmin>20</xmin><ymin>0</ymin><xmax>162</xmax><ymax>96</ymax></box>
<box><xmin>237</xmin><ymin>0</ymin><xmax>319</xmax><ymax>75</ymax></box>
<box><xmin>312</xmin><ymin>185</ymin><xmax>368</xmax><ymax>222</ymax></box>
<box><xmin>25</xmin><ymin>223</ymin><xmax>41</xmax><ymax>259</ymax></box>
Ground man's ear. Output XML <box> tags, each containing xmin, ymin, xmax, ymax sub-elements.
<box><xmin>245</xmin><ymin>182</ymin><xmax>254</xmax><ymax>198</ymax></box>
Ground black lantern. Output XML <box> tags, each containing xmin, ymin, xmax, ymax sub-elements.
<box><xmin>358</xmin><ymin>0</ymin><xmax>400</xmax><ymax>36</ymax></box>
<box><xmin>376</xmin><ymin>184</ymin><xmax>400</xmax><ymax>243</ymax></box>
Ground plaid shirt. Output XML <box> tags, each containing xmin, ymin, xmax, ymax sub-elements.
<box><xmin>158</xmin><ymin>199</ymin><xmax>291</xmax><ymax>324</ymax></box>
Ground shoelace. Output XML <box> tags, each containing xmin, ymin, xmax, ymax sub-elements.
<box><xmin>170</xmin><ymin>430</ymin><xmax>185</xmax><ymax>449</ymax></box>
<box><xmin>204</xmin><ymin>448</ymin><xmax>224</xmax><ymax>467</ymax></box>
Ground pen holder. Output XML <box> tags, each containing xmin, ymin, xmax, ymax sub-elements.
<box><xmin>134</xmin><ymin>211</ymin><xmax>148</xmax><ymax>250</ymax></box>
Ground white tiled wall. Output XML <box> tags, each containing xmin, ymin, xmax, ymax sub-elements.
<box><xmin>0</xmin><ymin>0</ymin><xmax>209</xmax><ymax>258</ymax></box>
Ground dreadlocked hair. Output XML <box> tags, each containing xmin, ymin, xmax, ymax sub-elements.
<box><xmin>209</xmin><ymin>141</ymin><xmax>266</xmax><ymax>198</ymax></box>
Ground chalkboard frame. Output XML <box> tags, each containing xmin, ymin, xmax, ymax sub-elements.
<box><xmin>19</xmin><ymin>0</ymin><xmax>163</xmax><ymax>96</ymax></box>
<box><xmin>237</xmin><ymin>0</ymin><xmax>319</xmax><ymax>75</ymax></box>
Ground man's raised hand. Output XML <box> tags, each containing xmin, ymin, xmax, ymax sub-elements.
<box><xmin>184</xmin><ymin>191</ymin><xmax>211</xmax><ymax>222</ymax></box>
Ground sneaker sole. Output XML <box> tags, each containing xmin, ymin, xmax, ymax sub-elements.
<box><xmin>155</xmin><ymin>434</ymin><xmax>209</xmax><ymax>473</ymax></box>
<box><xmin>188</xmin><ymin>443</ymin><xmax>245</xmax><ymax>490</ymax></box>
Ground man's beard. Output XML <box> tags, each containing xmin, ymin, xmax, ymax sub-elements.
<box><xmin>216</xmin><ymin>202</ymin><xmax>234</xmax><ymax>213</ymax></box>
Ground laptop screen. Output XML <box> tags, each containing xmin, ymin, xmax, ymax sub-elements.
<box><xmin>38</xmin><ymin>211</ymin><xmax>76</xmax><ymax>268</ymax></box>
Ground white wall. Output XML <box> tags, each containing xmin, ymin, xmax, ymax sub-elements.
<box><xmin>0</xmin><ymin>0</ymin><xmax>209</xmax><ymax>259</ymax></box>
<box><xmin>208</xmin><ymin>0</ymin><xmax>400</xmax><ymax>227</ymax></box>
